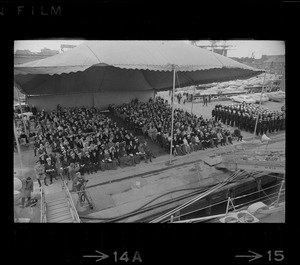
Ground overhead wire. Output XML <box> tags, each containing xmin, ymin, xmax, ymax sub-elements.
<box><xmin>80</xmin><ymin>183</ymin><xmax>220</xmax><ymax>221</ymax></box>
<box><xmin>77</xmin><ymin>168</ymin><xmax>249</xmax><ymax>220</ymax></box>
<box><xmin>79</xmin><ymin>173</ymin><xmax>246</xmax><ymax>222</ymax></box>
<box><xmin>150</xmin><ymin>169</ymin><xmax>245</xmax><ymax>223</ymax></box>
<box><xmin>79</xmin><ymin>171</ymin><xmax>282</xmax><ymax>222</ymax></box>
<box><xmin>169</xmin><ymin>180</ymin><xmax>284</xmax><ymax>222</ymax></box>
<box><xmin>171</xmin><ymin>189</ymin><xmax>285</xmax><ymax>223</ymax></box>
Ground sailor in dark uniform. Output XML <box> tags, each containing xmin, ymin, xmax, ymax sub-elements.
<box><xmin>229</xmin><ymin>109</ymin><xmax>234</xmax><ymax>126</ymax></box>
<box><xmin>235</xmin><ymin>112</ymin><xmax>240</xmax><ymax>129</ymax></box>
<box><xmin>248</xmin><ymin>115</ymin><xmax>253</xmax><ymax>133</ymax></box>
<box><xmin>270</xmin><ymin>116</ymin><xmax>275</xmax><ymax>133</ymax></box>
<box><xmin>248</xmin><ymin>113</ymin><xmax>252</xmax><ymax>132</ymax></box>
<box><xmin>279</xmin><ymin>114</ymin><xmax>283</xmax><ymax>131</ymax></box>
<box><xmin>261</xmin><ymin>117</ymin><xmax>267</xmax><ymax>135</ymax></box>
<box><xmin>277</xmin><ymin>115</ymin><xmax>282</xmax><ymax>131</ymax></box>
<box><xmin>218</xmin><ymin>107</ymin><xmax>222</xmax><ymax>123</ymax></box>
<box><xmin>275</xmin><ymin>115</ymin><xmax>280</xmax><ymax>132</ymax></box>
<box><xmin>226</xmin><ymin>109</ymin><xmax>230</xmax><ymax>126</ymax></box>
<box><xmin>239</xmin><ymin>113</ymin><xmax>244</xmax><ymax>131</ymax></box>
<box><xmin>240</xmin><ymin>112</ymin><xmax>245</xmax><ymax>130</ymax></box>
<box><xmin>256</xmin><ymin>118</ymin><xmax>262</xmax><ymax>136</ymax></box>
<box><xmin>268</xmin><ymin>116</ymin><xmax>273</xmax><ymax>133</ymax></box>
<box><xmin>231</xmin><ymin>110</ymin><xmax>236</xmax><ymax>127</ymax></box>
<box><xmin>244</xmin><ymin>113</ymin><xmax>249</xmax><ymax>132</ymax></box>
<box><xmin>215</xmin><ymin>107</ymin><xmax>219</xmax><ymax>121</ymax></box>
<box><xmin>221</xmin><ymin>108</ymin><xmax>226</xmax><ymax>124</ymax></box>
<box><xmin>211</xmin><ymin>108</ymin><xmax>215</xmax><ymax>120</ymax></box>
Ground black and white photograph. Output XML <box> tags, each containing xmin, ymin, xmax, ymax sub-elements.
<box><xmin>6</xmin><ymin>0</ymin><xmax>295</xmax><ymax>263</ymax></box>
<box><xmin>13</xmin><ymin>40</ymin><xmax>285</xmax><ymax>224</ymax></box>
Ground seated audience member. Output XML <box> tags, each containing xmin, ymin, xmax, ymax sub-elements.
<box><xmin>119</xmin><ymin>146</ymin><xmax>135</xmax><ymax>167</ymax></box>
<box><xmin>143</xmin><ymin>141</ymin><xmax>154</xmax><ymax>162</ymax></box>
<box><xmin>69</xmin><ymin>162</ymin><xmax>80</xmax><ymax>186</ymax></box>
<box><xmin>84</xmin><ymin>151</ymin><xmax>94</xmax><ymax>174</ymax></box>
<box><xmin>61</xmin><ymin>154</ymin><xmax>70</xmax><ymax>180</ymax></box>
<box><xmin>109</xmin><ymin>147</ymin><xmax>118</xmax><ymax>170</ymax></box>
<box><xmin>137</xmin><ymin>142</ymin><xmax>149</xmax><ymax>163</ymax></box>
<box><xmin>55</xmin><ymin>153</ymin><xmax>63</xmax><ymax>179</ymax></box>
<box><xmin>45</xmin><ymin>157</ymin><xmax>57</xmax><ymax>184</ymax></box>
<box><xmin>77</xmin><ymin>152</ymin><xmax>86</xmax><ymax>176</ymax></box>
<box><xmin>98</xmin><ymin>149</ymin><xmax>107</xmax><ymax>171</ymax></box>
<box><xmin>224</xmin><ymin>129</ymin><xmax>233</xmax><ymax>144</ymax></box>
<box><xmin>90</xmin><ymin>149</ymin><xmax>99</xmax><ymax>173</ymax></box>
<box><xmin>182</xmin><ymin>136</ymin><xmax>191</xmax><ymax>154</ymax></box>
<box><xmin>233</xmin><ymin>127</ymin><xmax>243</xmax><ymax>141</ymax></box>
<box><xmin>34</xmin><ymin>160</ymin><xmax>47</xmax><ymax>187</ymax></box>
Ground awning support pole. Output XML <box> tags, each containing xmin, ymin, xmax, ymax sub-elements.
<box><xmin>191</xmin><ymin>86</ymin><xmax>196</xmax><ymax>114</ymax></box>
<box><xmin>252</xmin><ymin>71</ymin><xmax>267</xmax><ymax>142</ymax></box>
<box><xmin>169</xmin><ymin>65</ymin><xmax>176</xmax><ymax>165</ymax></box>
<box><xmin>14</xmin><ymin>119</ymin><xmax>24</xmax><ymax>179</ymax></box>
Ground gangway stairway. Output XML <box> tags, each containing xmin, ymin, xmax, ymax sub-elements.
<box><xmin>46</xmin><ymin>190</ymin><xmax>74</xmax><ymax>223</ymax></box>
<box><xmin>41</xmin><ymin>180</ymin><xmax>80</xmax><ymax>223</ymax></box>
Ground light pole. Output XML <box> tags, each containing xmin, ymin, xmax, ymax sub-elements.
<box><xmin>168</xmin><ymin>65</ymin><xmax>176</xmax><ymax>165</ymax></box>
<box><xmin>14</xmin><ymin>119</ymin><xmax>24</xmax><ymax>179</ymax></box>
<box><xmin>191</xmin><ymin>85</ymin><xmax>196</xmax><ymax>114</ymax></box>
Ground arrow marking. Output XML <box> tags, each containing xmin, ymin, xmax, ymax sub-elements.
<box><xmin>83</xmin><ymin>250</ymin><xmax>109</xmax><ymax>262</ymax></box>
<box><xmin>235</xmin><ymin>250</ymin><xmax>263</xmax><ymax>262</ymax></box>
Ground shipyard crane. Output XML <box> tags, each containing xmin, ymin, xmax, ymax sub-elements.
<box><xmin>192</xmin><ymin>40</ymin><xmax>236</xmax><ymax>57</ymax></box>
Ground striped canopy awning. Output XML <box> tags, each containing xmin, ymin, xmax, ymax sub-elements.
<box><xmin>14</xmin><ymin>41</ymin><xmax>264</xmax><ymax>95</ymax></box>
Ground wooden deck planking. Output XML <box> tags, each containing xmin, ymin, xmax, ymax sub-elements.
<box><xmin>47</xmin><ymin>202</ymin><xmax>69</xmax><ymax>210</ymax></box>
<box><xmin>48</xmin><ymin>213</ymin><xmax>73</xmax><ymax>223</ymax></box>
<box><xmin>47</xmin><ymin>205</ymin><xmax>70</xmax><ymax>215</ymax></box>
<box><xmin>58</xmin><ymin>217</ymin><xmax>75</xmax><ymax>223</ymax></box>
<box><xmin>47</xmin><ymin>211</ymin><xmax>73</xmax><ymax>221</ymax></box>
<box><xmin>47</xmin><ymin>198</ymin><xmax>68</xmax><ymax>206</ymax></box>
<box><xmin>45</xmin><ymin>191</ymin><xmax>66</xmax><ymax>202</ymax></box>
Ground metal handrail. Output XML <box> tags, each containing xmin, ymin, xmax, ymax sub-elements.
<box><xmin>62</xmin><ymin>181</ymin><xmax>81</xmax><ymax>223</ymax></box>
<box><xmin>40</xmin><ymin>187</ymin><xmax>47</xmax><ymax>223</ymax></box>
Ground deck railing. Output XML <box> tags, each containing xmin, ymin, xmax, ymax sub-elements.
<box><xmin>40</xmin><ymin>187</ymin><xmax>47</xmax><ymax>223</ymax></box>
<box><xmin>62</xmin><ymin>181</ymin><xmax>81</xmax><ymax>223</ymax></box>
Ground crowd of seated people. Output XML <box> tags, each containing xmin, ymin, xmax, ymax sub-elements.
<box><xmin>22</xmin><ymin>97</ymin><xmax>266</xmax><ymax>187</ymax></box>
<box><xmin>114</xmin><ymin>96</ymin><xmax>235</xmax><ymax>156</ymax></box>
<box><xmin>29</xmin><ymin>105</ymin><xmax>155</xmax><ymax>185</ymax></box>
